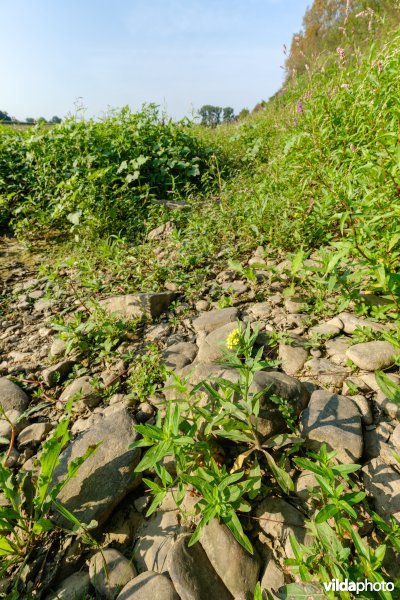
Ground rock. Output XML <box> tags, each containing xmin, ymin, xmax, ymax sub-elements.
<box><xmin>50</xmin><ymin>338</ymin><xmax>67</xmax><ymax>358</ymax></box>
<box><xmin>304</xmin><ymin>358</ymin><xmax>349</xmax><ymax>389</ymax></box>
<box><xmin>0</xmin><ymin>377</ymin><xmax>29</xmax><ymax>412</ymax></box>
<box><xmin>362</xmin><ymin>458</ymin><xmax>400</xmax><ymax>522</ymax></box>
<box><xmin>249</xmin><ymin>302</ymin><xmax>271</xmax><ymax>320</ymax></box>
<box><xmin>117</xmin><ymin>572</ymin><xmax>179</xmax><ymax>600</ymax></box>
<box><xmin>391</xmin><ymin>424</ymin><xmax>400</xmax><ymax>450</ymax></box>
<box><xmin>197</xmin><ymin>322</ymin><xmax>238</xmax><ymax>363</ymax></box>
<box><xmin>251</xmin><ymin>371</ymin><xmax>309</xmax><ymax>410</ymax></box>
<box><xmin>17</xmin><ymin>422</ymin><xmax>52</xmax><ymax>446</ymax></box>
<box><xmin>346</xmin><ymin>341</ymin><xmax>396</xmax><ymax>371</ymax></box>
<box><xmin>168</xmin><ymin>535</ymin><xmax>233</xmax><ymax>600</ymax></box>
<box><xmin>259</xmin><ymin>547</ymin><xmax>285</xmax><ymax>595</ymax></box>
<box><xmin>220</xmin><ymin>280</ymin><xmax>248</xmax><ymax>295</ymax></box>
<box><xmin>52</xmin><ymin>408</ymin><xmax>141</xmax><ymax>527</ymax></box>
<box><xmin>349</xmin><ymin>394</ymin><xmax>373</xmax><ymax>425</ymax></box>
<box><xmin>256</xmin><ymin>497</ymin><xmax>311</xmax><ymax>559</ymax></box>
<box><xmin>46</xmin><ymin>571</ymin><xmax>90</xmax><ymax>600</ymax></box>
<box><xmin>192</xmin><ymin>307</ymin><xmax>238</xmax><ymax>335</ymax></box>
<box><xmin>361</xmin><ymin>371</ymin><xmax>400</xmax><ymax>392</ymax></box>
<box><xmin>0</xmin><ymin>409</ymin><xmax>25</xmax><ymax>441</ymax></box>
<box><xmin>147</xmin><ymin>221</ymin><xmax>173</xmax><ymax>241</ymax></box>
<box><xmin>200</xmin><ymin>519</ymin><xmax>260</xmax><ymax>599</ymax></box>
<box><xmin>309</xmin><ymin>317</ymin><xmax>343</xmax><ymax>337</ymax></box>
<box><xmin>337</xmin><ymin>312</ymin><xmax>386</xmax><ymax>335</ymax></box>
<box><xmin>42</xmin><ymin>361</ymin><xmax>75</xmax><ymax>387</ymax></box>
<box><xmin>89</xmin><ymin>548</ymin><xmax>136</xmax><ymax>599</ymax></box>
<box><xmin>34</xmin><ymin>298</ymin><xmax>55</xmax><ymax>313</ymax></box>
<box><xmin>134</xmin><ymin>510</ymin><xmax>187</xmax><ymax>573</ymax></box>
<box><xmin>100</xmin><ymin>292</ymin><xmax>175</xmax><ymax>321</ymax></box>
<box><xmin>4</xmin><ymin>447</ymin><xmax>19</xmax><ymax>467</ymax></box>
<box><xmin>195</xmin><ymin>300</ymin><xmax>210</xmax><ymax>312</ymax></box>
<box><xmin>295</xmin><ymin>469</ymin><xmax>319</xmax><ymax>502</ymax></box>
<box><xmin>300</xmin><ymin>390</ymin><xmax>363</xmax><ymax>462</ymax></box>
<box><xmin>374</xmin><ymin>392</ymin><xmax>400</xmax><ymax>420</ymax></box>
<box><xmin>136</xmin><ymin>402</ymin><xmax>154</xmax><ymax>422</ymax></box>
<box><xmin>59</xmin><ymin>376</ymin><xmax>101</xmax><ymax>410</ymax></box>
<box><xmin>164</xmin><ymin>342</ymin><xmax>198</xmax><ymax>364</ymax></box>
<box><xmin>278</xmin><ymin>343</ymin><xmax>308</xmax><ymax>375</ymax></box>
<box><xmin>284</xmin><ymin>298</ymin><xmax>307</xmax><ymax>314</ymax></box>
<box><xmin>325</xmin><ymin>336</ymin><xmax>352</xmax><ymax>358</ymax></box>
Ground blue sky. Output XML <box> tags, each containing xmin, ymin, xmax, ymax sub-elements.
<box><xmin>2</xmin><ymin>0</ymin><xmax>310</xmax><ymax>121</ymax></box>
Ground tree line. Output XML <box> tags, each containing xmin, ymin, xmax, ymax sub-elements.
<box><xmin>0</xmin><ymin>111</ymin><xmax>62</xmax><ymax>124</ymax></box>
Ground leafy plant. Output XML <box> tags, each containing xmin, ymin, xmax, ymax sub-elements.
<box><xmin>0</xmin><ymin>398</ymin><xmax>99</xmax><ymax>590</ymax></box>
<box><xmin>130</xmin><ymin>323</ymin><xmax>297</xmax><ymax>553</ymax></box>
<box><xmin>126</xmin><ymin>343</ymin><xmax>167</xmax><ymax>403</ymax></box>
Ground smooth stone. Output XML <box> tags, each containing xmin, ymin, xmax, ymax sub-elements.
<box><xmin>200</xmin><ymin>519</ymin><xmax>260</xmax><ymax>599</ymax></box>
<box><xmin>197</xmin><ymin>321</ymin><xmax>238</xmax><ymax>363</ymax></box>
<box><xmin>59</xmin><ymin>376</ymin><xmax>101</xmax><ymax>410</ymax></box>
<box><xmin>337</xmin><ymin>312</ymin><xmax>387</xmax><ymax>335</ymax></box>
<box><xmin>17</xmin><ymin>422</ymin><xmax>52</xmax><ymax>446</ymax></box>
<box><xmin>0</xmin><ymin>377</ymin><xmax>29</xmax><ymax>412</ymax></box>
<box><xmin>278</xmin><ymin>343</ymin><xmax>308</xmax><ymax>375</ymax></box>
<box><xmin>51</xmin><ymin>408</ymin><xmax>141</xmax><ymax>527</ymax></box>
<box><xmin>304</xmin><ymin>358</ymin><xmax>349</xmax><ymax>389</ymax></box>
<box><xmin>50</xmin><ymin>338</ymin><xmax>67</xmax><ymax>357</ymax></box>
<box><xmin>42</xmin><ymin>360</ymin><xmax>75</xmax><ymax>387</ymax></box>
<box><xmin>346</xmin><ymin>341</ymin><xmax>396</xmax><ymax>371</ymax></box>
<box><xmin>362</xmin><ymin>458</ymin><xmax>400</xmax><ymax>522</ymax></box>
<box><xmin>300</xmin><ymin>390</ymin><xmax>363</xmax><ymax>463</ymax></box>
<box><xmin>256</xmin><ymin>497</ymin><xmax>312</xmax><ymax>559</ymax></box>
<box><xmin>192</xmin><ymin>307</ymin><xmax>238</xmax><ymax>334</ymax></box>
<box><xmin>117</xmin><ymin>571</ymin><xmax>179</xmax><ymax>600</ymax></box>
<box><xmin>168</xmin><ymin>535</ymin><xmax>233</xmax><ymax>600</ymax></box>
<box><xmin>45</xmin><ymin>572</ymin><xmax>90</xmax><ymax>600</ymax></box>
<box><xmin>100</xmin><ymin>292</ymin><xmax>175</xmax><ymax>321</ymax></box>
<box><xmin>89</xmin><ymin>548</ymin><xmax>136</xmax><ymax>599</ymax></box>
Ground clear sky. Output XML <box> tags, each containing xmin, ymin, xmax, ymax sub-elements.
<box><xmin>1</xmin><ymin>0</ymin><xmax>310</xmax><ymax>121</ymax></box>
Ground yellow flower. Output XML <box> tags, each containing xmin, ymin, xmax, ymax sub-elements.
<box><xmin>226</xmin><ymin>328</ymin><xmax>240</xmax><ymax>350</ymax></box>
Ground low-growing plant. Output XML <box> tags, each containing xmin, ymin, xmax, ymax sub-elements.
<box><xmin>0</xmin><ymin>398</ymin><xmax>99</xmax><ymax>593</ymax></box>
<box><xmin>130</xmin><ymin>323</ymin><xmax>298</xmax><ymax>553</ymax></box>
<box><xmin>52</xmin><ymin>306</ymin><xmax>137</xmax><ymax>359</ymax></box>
<box><xmin>283</xmin><ymin>445</ymin><xmax>400</xmax><ymax>599</ymax></box>
<box><xmin>126</xmin><ymin>343</ymin><xmax>167</xmax><ymax>403</ymax></box>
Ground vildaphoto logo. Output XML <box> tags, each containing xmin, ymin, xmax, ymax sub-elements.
<box><xmin>323</xmin><ymin>579</ymin><xmax>394</xmax><ymax>594</ymax></box>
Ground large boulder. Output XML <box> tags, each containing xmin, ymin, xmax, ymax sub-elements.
<box><xmin>300</xmin><ymin>390</ymin><xmax>363</xmax><ymax>463</ymax></box>
<box><xmin>52</xmin><ymin>407</ymin><xmax>141</xmax><ymax>527</ymax></box>
<box><xmin>0</xmin><ymin>377</ymin><xmax>29</xmax><ymax>412</ymax></box>
<box><xmin>199</xmin><ymin>519</ymin><xmax>260</xmax><ymax>599</ymax></box>
<box><xmin>117</xmin><ymin>572</ymin><xmax>179</xmax><ymax>600</ymax></box>
<box><xmin>168</xmin><ymin>535</ymin><xmax>233</xmax><ymax>600</ymax></box>
<box><xmin>100</xmin><ymin>292</ymin><xmax>175</xmax><ymax>321</ymax></box>
<box><xmin>278</xmin><ymin>343</ymin><xmax>308</xmax><ymax>376</ymax></box>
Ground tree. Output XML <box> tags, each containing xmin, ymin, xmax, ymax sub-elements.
<box><xmin>26</xmin><ymin>118</ymin><xmax>35</xmax><ymax>124</ymax></box>
<box><xmin>0</xmin><ymin>110</ymin><xmax>11</xmax><ymax>122</ymax></box>
<box><xmin>51</xmin><ymin>115</ymin><xmax>62</xmax><ymax>124</ymax></box>
<box><xmin>238</xmin><ymin>108</ymin><xmax>250</xmax><ymax>120</ymax></box>
<box><xmin>198</xmin><ymin>105</ymin><xmax>223</xmax><ymax>127</ymax></box>
<box><xmin>222</xmin><ymin>107</ymin><xmax>235</xmax><ymax>123</ymax></box>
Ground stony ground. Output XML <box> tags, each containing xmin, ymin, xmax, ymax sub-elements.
<box><xmin>1</xmin><ymin>235</ymin><xmax>399</xmax><ymax>599</ymax></box>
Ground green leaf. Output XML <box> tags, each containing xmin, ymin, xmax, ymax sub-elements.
<box><xmin>315</xmin><ymin>504</ymin><xmax>339</xmax><ymax>523</ymax></box>
<box><xmin>375</xmin><ymin>371</ymin><xmax>400</xmax><ymax>404</ymax></box>
<box><xmin>264</xmin><ymin>451</ymin><xmax>294</xmax><ymax>494</ymax></box>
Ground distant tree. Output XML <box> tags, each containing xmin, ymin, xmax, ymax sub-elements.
<box><xmin>198</xmin><ymin>105</ymin><xmax>223</xmax><ymax>127</ymax></box>
<box><xmin>37</xmin><ymin>117</ymin><xmax>47</xmax><ymax>124</ymax></box>
<box><xmin>0</xmin><ymin>110</ymin><xmax>11</xmax><ymax>122</ymax></box>
<box><xmin>222</xmin><ymin>107</ymin><xmax>235</xmax><ymax>123</ymax></box>
<box><xmin>50</xmin><ymin>115</ymin><xmax>62</xmax><ymax>124</ymax></box>
<box><xmin>26</xmin><ymin>118</ymin><xmax>35</xmax><ymax>124</ymax></box>
<box><xmin>238</xmin><ymin>108</ymin><xmax>250</xmax><ymax>120</ymax></box>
